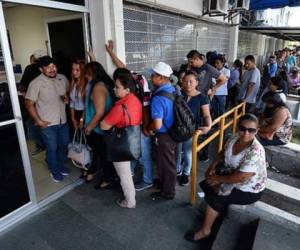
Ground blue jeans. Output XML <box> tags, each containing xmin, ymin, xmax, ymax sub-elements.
<box><xmin>212</xmin><ymin>95</ymin><xmax>227</xmax><ymax>119</ymax></box>
<box><xmin>131</xmin><ymin>133</ymin><xmax>153</xmax><ymax>184</ymax></box>
<box><xmin>176</xmin><ymin>138</ymin><xmax>192</xmax><ymax>176</ymax></box>
<box><xmin>40</xmin><ymin>123</ymin><xmax>69</xmax><ymax>176</ymax></box>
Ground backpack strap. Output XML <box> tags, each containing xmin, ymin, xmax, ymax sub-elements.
<box><xmin>154</xmin><ymin>91</ymin><xmax>175</xmax><ymax>101</ymax></box>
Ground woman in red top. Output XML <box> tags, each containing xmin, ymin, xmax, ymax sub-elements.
<box><xmin>101</xmin><ymin>69</ymin><xmax>142</xmax><ymax>208</ymax></box>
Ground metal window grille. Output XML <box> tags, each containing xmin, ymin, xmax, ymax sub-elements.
<box><xmin>123</xmin><ymin>4</ymin><xmax>230</xmax><ymax>74</ymax></box>
<box><xmin>237</xmin><ymin>30</ymin><xmax>260</xmax><ymax>59</ymax></box>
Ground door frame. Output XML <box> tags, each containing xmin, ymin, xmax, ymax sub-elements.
<box><xmin>0</xmin><ymin>0</ymin><xmax>90</xmax><ymax>233</ymax></box>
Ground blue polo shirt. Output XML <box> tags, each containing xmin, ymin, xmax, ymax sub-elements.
<box><xmin>151</xmin><ymin>83</ymin><xmax>175</xmax><ymax>133</ymax></box>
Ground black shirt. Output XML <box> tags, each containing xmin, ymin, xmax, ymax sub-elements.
<box><xmin>20</xmin><ymin>63</ymin><xmax>41</xmax><ymax>91</ymax></box>
<box><xmin>183</xmin><ymin>92</ymin><xmax>209</xmax><ymax>128</ymax></box>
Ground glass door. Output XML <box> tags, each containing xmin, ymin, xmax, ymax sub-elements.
<box><xmin>0</xmin><ymin>0</ymin><xmax>91</xmax><ymax>231</ymax></box>
<box><xmin>0</xmin><ymin>1</ymin><xmax>36</xmax><ymax>220</ymax></box>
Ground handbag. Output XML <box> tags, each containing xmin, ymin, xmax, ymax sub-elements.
<box><xmin>68</xmin><ymin>128</ymin><xmax>92</xmax><ymax>170</ymax></box>
<box><xmin>104</xmin><ymin>104</ymin><xmax>141</xmax><ymax>162</ymax></box>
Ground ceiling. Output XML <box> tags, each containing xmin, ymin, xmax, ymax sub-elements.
<box><xmin>250</xmin><ymin>0</ymin><xmax>300</xmax><ymax>10</ymax></box>
<box><xmin>240</xmin><ymin>26</ymin><xmax>300</xmax><ymax>41</ymax></box>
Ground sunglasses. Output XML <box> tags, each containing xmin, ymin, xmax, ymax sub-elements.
<box><xmin>239</xmin><ymin>125</ymin><xmax>257</xmax><ymax>134</ymax></box>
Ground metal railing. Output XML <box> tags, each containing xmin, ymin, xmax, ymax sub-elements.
<box><xmin>190</xmin><ymin>102</ymin><xmax>246</xmax><ymax>205</ymax></box>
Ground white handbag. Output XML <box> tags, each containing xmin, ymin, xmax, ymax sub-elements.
<box><xmin>68</xmin><ymin>128</ymin><xmax>91</xmax><ymax>170</ymax></box>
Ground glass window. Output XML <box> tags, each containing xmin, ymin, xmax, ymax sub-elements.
<box><xmin>0</xmin><ymin>38</ymin><xmax>30</xmax><ymax>218</ymax></box>
<box><xmin>0</xmin><ymin>123</ymin><xmax>30</xmax><ymax>218</ymax></box>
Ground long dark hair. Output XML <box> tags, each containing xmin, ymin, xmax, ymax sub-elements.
<box><xmin>85</xmin><ymin>61</ymin><xmax>114</xmax><ymax>100</ymax></box>
<box><xmin>70</xmin><ymin>59</ymin><xmax>86</xmax><ymax>98</ymax></box>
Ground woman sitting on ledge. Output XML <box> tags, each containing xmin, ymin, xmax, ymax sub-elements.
<box><xmin>258</xmin><ymin>92</ymin><xmax>293</xmax><ymax>146</ymax></box>
<box><xmin>185</xmin><ymin>114</ymin><xmax>267</xmax><ymax>243</ymax></box>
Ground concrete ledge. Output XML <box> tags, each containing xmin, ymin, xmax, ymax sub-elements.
<box><xmin>264</xmin><ymin>143</ymin><xmax>300</xmax><ymax>177</ymax></box>
<box><xmin>230</xmin><ymin>201</ymin><xmax>300</xmax><ymax>232</ymax></box>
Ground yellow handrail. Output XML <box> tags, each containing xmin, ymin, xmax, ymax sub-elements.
<box><xmin>190</xmin><ymin>102</ymin><xmax>246</xmax><ymax>205</ymax></box>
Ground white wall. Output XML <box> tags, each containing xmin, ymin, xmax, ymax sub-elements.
<box><xmin>4</xmin><ymin>5</ymin><xmax>76</xmax><ymax>71</ymax></box>
<box><xmin>129</xmin><ymin>0</ymin><xmax>225</xmax><ymax>22</ymax></box>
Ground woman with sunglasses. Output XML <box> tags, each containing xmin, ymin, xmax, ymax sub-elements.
<box><xmin>185</xmin><ymin>114</ymin><xmax>267</xmax><ymax>243</ymax></box>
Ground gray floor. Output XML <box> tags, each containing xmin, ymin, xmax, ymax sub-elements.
<box><xmin>0</xmin><ymin>170</ymin><xmax>210</xmax><ymax>250</ymax></box>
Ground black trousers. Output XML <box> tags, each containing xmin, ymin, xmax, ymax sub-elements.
<box><xmin>87</xmin><ymin>131</ymin><xmax>116</xmax><ymax>181</ymax></box>
<box><xmin>155</xmin><ymin>133</ymin><xmax>178</xmax><ymax>197</ymax></box>
<box><xmin>200</xmin><ymin>180</ymin><xmax>263</xmax><ymax>213</ymax></box>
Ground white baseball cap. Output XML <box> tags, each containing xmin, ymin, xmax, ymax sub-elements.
<box><xmin>33</xmin><ymin>49</ymin><xmax>47</xmax><ymax>60</ymax></box>
<box><xmin>152</xmin><ymin>62</ymin><xmax>173</xmax><ymax>77</ymax></box>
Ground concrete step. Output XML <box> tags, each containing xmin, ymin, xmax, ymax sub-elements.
<box><xmin>265</xmin><ymin>143</ymin><xmax>300</xmax><ymax>178</ymax></box>
<box><xmin>252</xmin><ymin>219</ymin><xmax>300</xmax><ymax>250</ymax></box>
<box><xmin>212</xmin><ymin>210</ymin><xmax>258</xmax><ymax>250</ymax></box>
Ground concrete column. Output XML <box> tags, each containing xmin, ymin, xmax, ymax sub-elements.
<box><xmin>228</xmin><ymin>16</ymin><xmax>239</xmax><ymax>65</ymax></box>
<box><xmin>88</xmin><ymin>0</ymin><xmax>125</xmax><ymax>74</ymax></box>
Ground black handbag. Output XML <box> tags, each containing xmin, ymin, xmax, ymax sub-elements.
<box><xmin>104</xmin><ymin>104</ymin><xmax>141</xmax><ymax>162</ymax></box>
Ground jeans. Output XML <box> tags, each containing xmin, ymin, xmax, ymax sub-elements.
<box><xmin>212</xmin><ymin>95</ymin><xmax>227</xmax><ymax>119</ymax></box>
<box><xmin>176</xmin><ymin>138</ymin><xmax>192</xmax><ymax>176</ymax></box>
<box><xmin>26</xmin><ymin>117</ymin><xmax>45</xmax><ymax>149</ymax></box>
<box><xmin>40</xmin><ymin>123</ymin><xmax>69</xmax><ymax>176</ymax></box>
<box><xmin>131</xmin><ymin>133</ymin><xmax>153</xmax><ymax>184</ymax></box>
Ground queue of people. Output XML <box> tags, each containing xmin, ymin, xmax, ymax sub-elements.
<box><xmin>20</xmin><ymin>41</ymin><xmax>298</xmax><ymax>245</ymax></box>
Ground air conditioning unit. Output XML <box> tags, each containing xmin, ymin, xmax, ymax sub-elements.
<box><xmin>233</xmin><ymin>0</ymin><xmax>250</xmax><ymax>10</ymax></box>
<box><xmin>204</xmin><ymin>0</ymin><xmax>229</xmax><ymax>15</ymax></box>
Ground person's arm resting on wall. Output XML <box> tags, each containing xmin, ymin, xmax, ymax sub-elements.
<box><xmin>105</xmin><ymin>40</ymin><xmax>127</xmax><ymax>69</ymax></box>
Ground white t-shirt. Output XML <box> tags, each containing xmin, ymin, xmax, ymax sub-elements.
<box><xmin>214</xmin><ymin>67</ymin><xmax>230</xmax><ymax>96</ymax></box>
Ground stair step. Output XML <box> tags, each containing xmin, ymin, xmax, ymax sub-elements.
<box><xmin>252</xmin><ymin>219</ymin><xmax>300</xmax><ymax>250</ymax></box>
<box><xmin>212</xmin><ymin>211</ymin><xmax>258</xmax><ymax>250</ymax></box>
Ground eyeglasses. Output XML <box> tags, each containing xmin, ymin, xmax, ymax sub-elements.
<box><xmin>239</xmin><ymin>125</ymin><xmax>257</xmax><ymax>134</ymax></box>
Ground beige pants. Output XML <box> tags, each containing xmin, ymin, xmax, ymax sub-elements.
<box><xmin>113</xmin><ymin>161</ymin><xmax>136</xmax><ymax>208</ymax></box>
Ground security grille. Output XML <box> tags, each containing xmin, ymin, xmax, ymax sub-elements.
<box><xmin>237</xmin><ymin>30</ymin><xmax>260</xmax><ymax>59</ymax></box>
<box><xmin>123</xmin><ymin>4</ymin><xmax>230</xmax><ymax>74</ymax></box>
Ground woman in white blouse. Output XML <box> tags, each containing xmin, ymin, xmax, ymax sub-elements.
<box><xmin>185</xmin><ymin>114</ymin><xmax>267</xmax><ymax>243</ymax></box>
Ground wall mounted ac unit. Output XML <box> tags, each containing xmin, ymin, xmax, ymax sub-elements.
<box><xmin>207</xmin><ymin>0</ymin><xmax>229</xmax><ymax>15</ymax></box>
<box><xmin>233</xmin><ymin>0</ymin><xmax>250</xmax><ymax>10</ymax></box>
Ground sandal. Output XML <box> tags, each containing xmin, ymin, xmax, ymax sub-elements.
<box><xmin>85</xmin><ymin>174</ymin><xmax>95</xmax><ymax>183</ymax></box>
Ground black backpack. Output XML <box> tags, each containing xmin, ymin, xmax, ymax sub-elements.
<box><xmin>155</xmin><ymin>91</ymin><xmax>196</xmax><ymax>142</ymax></box>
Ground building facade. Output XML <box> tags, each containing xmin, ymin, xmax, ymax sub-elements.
<box><xmin>0</xmin><ymin>0</ymin><xmax>286</xmax><ymax>233</ymax></box>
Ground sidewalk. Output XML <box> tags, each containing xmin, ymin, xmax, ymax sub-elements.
<box><xmin>0</xmin><ymin>175</ymin><xmax>209</xmax><ymax>250</ymax></box>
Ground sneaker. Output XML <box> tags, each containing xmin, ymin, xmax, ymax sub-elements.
<box><xmin>135</xmin><ymin>182</ymin><xmax>153</xmax><ymax>191</ymax></box>
<box><xmin>179</xmin><ymin>174</ymin><xmax>189</xmax><ymax>186</ymax></box>
<box><xmin>176</xmin><ymin>170</ymin><xmax>182</xmax><ymax>176</ymax></box>
<box><xmin>50</xmin><ymin>173</ymin><xmax>63</xmax><ymax>182</ymax></box>
<box><xmin>60</xmin><ymin>168</ymin><xmax>71</xmax><ymax>176</ymax></box>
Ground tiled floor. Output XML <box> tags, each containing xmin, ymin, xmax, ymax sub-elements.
<box><xmin>27</xmin><ymin>140</ymin><xmax>82</xmax><ymax>201</ymax></box>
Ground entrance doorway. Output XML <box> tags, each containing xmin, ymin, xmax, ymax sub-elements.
<box><xmin>2</xmin><ymin>3</ymin><xmax>88</xmax><ymax>202</ymax></box>
<box><xmin>46</xmin><ymin>16</ymin><xmax>86</xmax><ymax>78</ymax></box>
